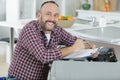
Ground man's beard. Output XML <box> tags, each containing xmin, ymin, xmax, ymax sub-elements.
<box><xmin>40</xmin><ymin>18</ymin><xmax>57</xmax><ymax>31</ymax></box>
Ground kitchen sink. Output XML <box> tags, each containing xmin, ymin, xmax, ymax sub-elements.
<box><xmin>74</xmin><ymin>26</ymin><xmax>120</xmax><ymax>43</ymax></box>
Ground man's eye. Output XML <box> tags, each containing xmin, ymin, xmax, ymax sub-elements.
<box><xmin>55</xmin><ymin>14</ymin><xmax>59</xmax><ymax>17</ymax></box>
<box><xmin>46</xmin><ymin>13</ymin><xmax>51</xmax><ymax>16</ymax></box>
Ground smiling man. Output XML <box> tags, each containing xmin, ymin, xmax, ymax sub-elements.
<box><xmin>39</xmin><ymin>2</ymin><xmax>59</xmax><ymax>32</ymax></box>
<box><xmin>8</xmin><ymin>1</ymin><xmax>95</xmax><ymax>80</ymax></box>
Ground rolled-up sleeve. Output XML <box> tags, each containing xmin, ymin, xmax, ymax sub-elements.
<box><xmin>20</xmin><ymin>25</ymin><xmax>62</xmax><ymax>64</ymax></box>
<box><xmin>59</xmin><ymin>28</ymin><xmax>77</xmax><ymax>46</ymax></box>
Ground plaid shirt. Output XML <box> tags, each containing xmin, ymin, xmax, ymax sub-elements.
<box><xmin>8</xmin><ymin>20</ymin><xmax>77</xmax><ymax>80</ymax></box>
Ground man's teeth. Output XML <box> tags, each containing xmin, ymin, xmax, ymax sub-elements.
<box><xmin>48</xmin><ymin>22</ymin><xmax>54</xmax><ymax>25</ymax></box>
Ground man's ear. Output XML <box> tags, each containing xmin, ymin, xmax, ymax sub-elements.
<box><xmin>36</xmin><ymin>10</ymin><xmax>41</xmax><ymax>18</ymax></box>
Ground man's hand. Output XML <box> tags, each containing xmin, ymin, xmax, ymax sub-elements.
<box><xmin>83</xmin><ymin>41</ymin><xmax>95</xmax><ymax>49</ymax></box>
<box><xmin>61</xmin><ymin>39</ymin><xmax>85</xmax><ymax>58</ymax></box>
<box><xmin>61</xmin><ymin>39</ymin><xmax>99</xmax><ymax>58</ymax></box>
<box><xmin>71</xmin><ymin>39</ymin><xmax>85</xmax><ymax>52</ymax></box>
<box><xmin>83</xmin><ymin>41</ymin><xmax>99</xmax><ymax>58</ymax></box>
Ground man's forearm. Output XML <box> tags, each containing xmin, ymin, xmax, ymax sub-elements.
<box><xmin>60</xmin><ymin>39</ymin><xmax>85</xmax><ymax>58</ymax></box>
<box><xmin>60</xmin><ymin>46</ymin><xmax>74</xmax><ymax>58</ymax></box>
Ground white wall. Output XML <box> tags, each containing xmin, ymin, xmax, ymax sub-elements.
<box><xmin>20</xmin><ymin>0</ymin><xmax>36</xmax><ymax>19</ymax></box>
<box><xmin>6</xmin><ymin>0</ymin><xmax>20</xmax><ymax>21</ymax></box>
<box><xmin>0</xmin><ymin>0</ymin><xmax>6</xmax><ymax>21</ymax></box>
<box><xmin>0</xmin><ymin>0</ymin><xmax>9</xmax><ymax>39</ymax></box>
<box><xmin>65</xmin><ymin>0</ymin><xmax>81</xmax><ymax>16</ymax></box>
<box><xmin>36</xmin><ymin>0</ymin><xmax>49</xmax><ymax>11</ymax></box>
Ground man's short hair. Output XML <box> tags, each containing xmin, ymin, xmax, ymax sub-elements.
<box><xmin>40</xmin><ymin>1</ymin><xmax>59</xmax><ymax>9</ymax></box>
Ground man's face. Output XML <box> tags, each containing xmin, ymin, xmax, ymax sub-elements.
<box><xmin>39</xmin><ymin>3</ymin><xmax>59</xmax><ymax>31</ymax></box>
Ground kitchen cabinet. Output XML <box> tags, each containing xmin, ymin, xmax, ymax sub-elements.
<box><xmin>93</xmin><ymin>0</ymin><xmax>118</xmax><ymax>11</ymax></box>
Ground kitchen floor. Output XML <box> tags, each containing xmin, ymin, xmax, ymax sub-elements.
<box><xmin>0</xmin><ymin>62</ymin><xmax>9</xmax><ymax>77</ymax></box>
<box><xmin>0</xmin><ymin>42</ymin><xmax>10</xmax><ymax>77</ymax></box>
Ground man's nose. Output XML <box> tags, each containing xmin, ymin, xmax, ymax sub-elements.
<box><xmin>49</xmin><ymin>15</ymin><xmax>55</xmax><ymax>21</ymax></box>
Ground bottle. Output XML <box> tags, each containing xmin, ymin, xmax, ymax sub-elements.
<box><xmin>82</xmin><ymin>0</ymin><xmax>91</xmax><ymax>10</ymax></box>
<box><xmin>104</xmin><ymin>0</ymin><xmax>110</xmax><ymax>12</ymax></box>
<box><xmin>99</xmin><ymin>16</ymin><xmax>107</xmax><ymax>27</ymax></box>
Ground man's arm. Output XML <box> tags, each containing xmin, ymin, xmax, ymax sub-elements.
<box><xmin>61</xmin><ymin>39</ymin><xmax>85</xmax><ymax>58</ymax></box>
<box><xmin>58</xmin><ymin>28</ymin><xmax>96</xmax><ymax>58</ymax></box>
<box><xmin>60</xmin><ymin>39</ymin><xmax>97</xmax><ymax>58</ymax></box>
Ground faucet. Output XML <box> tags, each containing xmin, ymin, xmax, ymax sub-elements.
<box><xmin>90</xmin><ymin>17</ymin><xmax>98</xmax><ymax>27</ymax></box>
<box><xmin>76</xmin><ymin>16</ymin><xmax>98</xmax><ymax>26</ymax></box>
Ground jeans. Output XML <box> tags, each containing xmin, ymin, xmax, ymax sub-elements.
<box><xmin>0</xmin><ymin>77</ymin><xmax>6</xmax><ymax>80</ymax></box>
<box><xmin>7</xmin><ymin>74</ymin><xmax>19</xmax><ymax>80</ymax></box>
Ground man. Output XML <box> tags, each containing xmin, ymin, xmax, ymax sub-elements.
<box><xmin>8</xmin><ymin>1</ymin><xmax>96</xmax><ymax>80</ymax></box>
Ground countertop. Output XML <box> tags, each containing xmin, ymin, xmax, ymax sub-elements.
<box><xmin>64</xmin><ymin>22</ymin><xmax>120</xmax><ymax>45</ymax></box>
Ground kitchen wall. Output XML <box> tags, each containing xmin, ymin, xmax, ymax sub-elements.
<box><xmin>64</xmin><ymin>0</ymin><xmax>81</xmax><ymax>16</ymax></box>
<box><xmin>0</xmin><ymin>0</ymin><xmax>8</xmax><ymax>39</ymax></box>
<box><xmin>0</xmin><ymin>0</ymin><xmax>6</xmax><ymax>21</ymax></box>
<box><xmin>36</xmin><ymin>0</ymin><xmax>48</xmax><ymax>11</ymax></box>
<box><xmin>20</xmin><ymin>0</ymin><xmax>36</xmax><ymax>19</ymax></box>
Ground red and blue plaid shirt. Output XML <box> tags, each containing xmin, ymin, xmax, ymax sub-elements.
<box><xmin>8</xmin><ymin>20</ymin><xmax>77</xmax><ymax>80</ymax></box>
